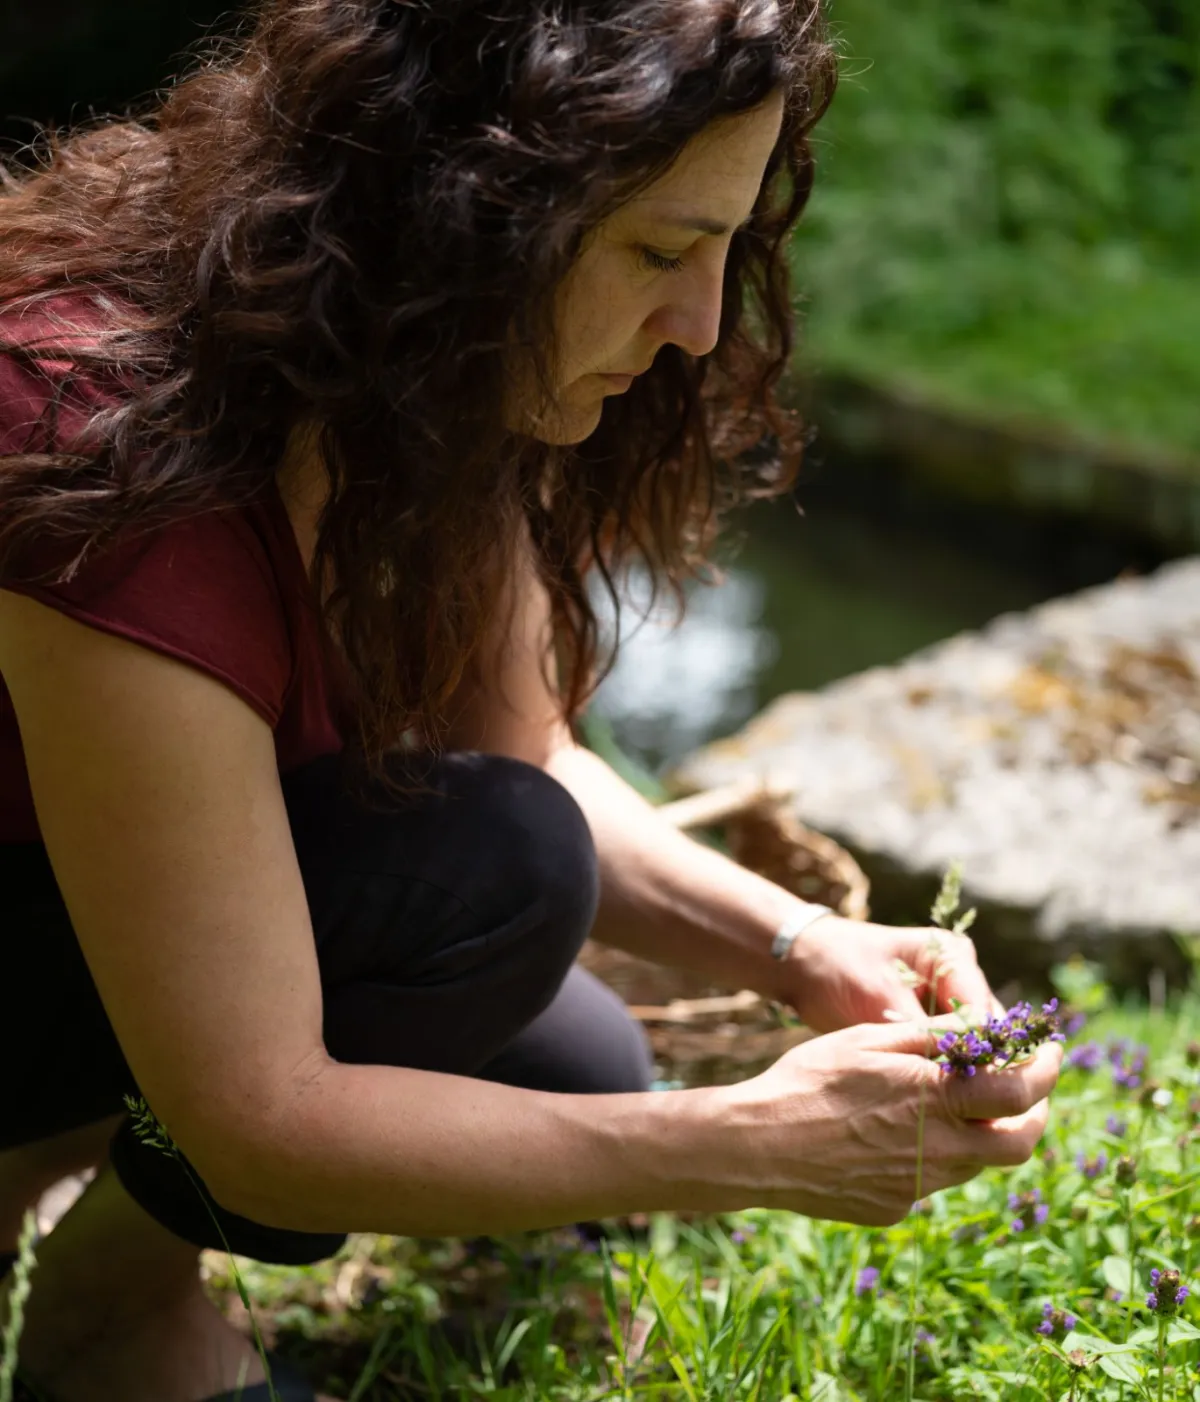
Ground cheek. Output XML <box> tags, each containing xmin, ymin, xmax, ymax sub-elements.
<box><xmin>556</xmin><ymin>268</ymin><xmax>645</xmax><ymax>376</ymax></box>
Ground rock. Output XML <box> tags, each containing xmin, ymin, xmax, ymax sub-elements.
<box><xmin>666</xmin><ymin>558</ymin><xmax>1200</xmax><ymax>991</ymax></box>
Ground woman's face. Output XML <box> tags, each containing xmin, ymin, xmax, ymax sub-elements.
<box><xmin>511</xmin><ymin>91</ymin><xmax>787</xmax><ymax>445</ymax></box>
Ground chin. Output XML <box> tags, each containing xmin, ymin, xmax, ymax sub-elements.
<box><xmin>524</xmin><ymin>401</ymin><xmax>604</xmax><ymax>446</ymax></box>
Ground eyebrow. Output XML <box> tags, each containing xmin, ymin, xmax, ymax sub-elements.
<box><xmin>648</xmin><ymin>212</ymin><xmax>755</xmax><ymax>236</ymax></box>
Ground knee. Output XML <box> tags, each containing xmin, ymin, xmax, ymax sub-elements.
<box><xmin>456</xmin><ymin>753</ymin><xmax>600</xmax><ymax>967</ymax></box>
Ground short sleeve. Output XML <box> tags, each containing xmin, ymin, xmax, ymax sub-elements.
<box><xmin>1</xmin><ymin>343</ymin><xmax>294</xmax><ymax>729</ymax></box>
<box><xmin>4</xmin><ymin>509</ymin><xmax>295</xmax><ymax>729</ymax></box>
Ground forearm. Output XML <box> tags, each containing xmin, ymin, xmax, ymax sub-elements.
<box><xmin>545</xmin><ymin>742</ymin><xmax>800</xmax><ymax>1003</ymax></box>
<box><xmin>222</xmin><ymin>1058</ymin><xmax>722</xmax><ymax>1237</ymax></box>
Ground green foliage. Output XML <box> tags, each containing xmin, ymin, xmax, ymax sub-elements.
<box><xmin>793</xmin><ymin>0</ymin><xmax>1200</xmax><ymax>461</ymax></box>
<box><xmin>237</xmin><ymin>984</ymin><xmax>1200</xmax><ymax>1399</ymax></box>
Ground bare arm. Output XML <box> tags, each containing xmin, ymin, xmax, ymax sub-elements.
<box><xmin>0</xmin><ymin>589</ymin><xmax>698</xmax><ymax>1235</ymax></box>
<box><xmin>0</xmin><ymin>582</ymin><xmax>1057</xmax><ymax>1236</ymax></box>
<box><xmin>438</xmin><ymin>531</ymin><xmax>814</xmax><ymax>1003</ymax></box>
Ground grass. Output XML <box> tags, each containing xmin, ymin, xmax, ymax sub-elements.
<box><xmin>6</xmin><ymin>857</ymin><xmax>1200</xmax><ymax>1399</ymax></box>
<box><xmin>3</xmin><ymin>760</ymin><xmax>1197</xmax><ymax>1400</ymax></box>
<box><xmin>157</xmin><ymin>954</ymin><xmax>1200</xmax><ymax>1401</ymax></box>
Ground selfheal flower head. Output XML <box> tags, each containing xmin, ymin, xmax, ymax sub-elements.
<box><xmin>1035</xmin><ymin>1300</ymin><xmax>1077</xmax><ymax>1339</ymax></box>
<box><xmin>855</xmin><ymin>1266</ymin><xmax>880</xmax><ymax>1297</ymax></box>
<box><xmin>944</xmin><ymin>999</ymin><xmax>1064</xmax><ymax>1076</ymax></box>
<box><xmin>1115</xmin><ymin>1154</ymin><xmax>1138</xmax><ymax>1187</ymax></box>
<box><xmin>1147</xmin><ymin>1268</ymin><xmax>1189</xmax><ymax>1317</ymax></box>
<box><xmin>1075</xmin><ymin>1151</ymin><xmax>1108</xmax><ymax>1180</ymax></box>
<box><xmin>1106</xmin><ymin>1115</ymin><xmax>1127</xmax><ymax>1138</ymax></box>
<box><xmin>1008</xmin><ymin>1188</ymin><xmax>1049</xmax><ymax>1233</ymax></box>
<box><xmin>936</xmin><ymin>1028</ymin><xmax>995</xmax><ymax>1078</ymax></box>
<box><xmin>1067</xmin><ymin>1041</ymin><xmax>1103</xmax><ymax>1072</ymax></box>
<box><xmin>1110</xmin><ymin>1042</ymin><xmax>1149</xmax><ymax>1091</ymax></box>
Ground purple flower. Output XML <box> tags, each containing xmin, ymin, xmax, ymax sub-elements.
<box><xmin>937</xmin><ymin>1028</ymin><xmax>995</xmax><ymax>1078</ymax></box>
<box><xmin>1106</xmin><ymin>1115</ymin><xmax>1128</xmax><ymax>1138</ymax></box>
<box><xmin>1147</xmin><ymin>1268</ymin><xmax>1190</xmax><ymax>1317</ymax></box>
<box><xmin>1008</xmin><ymin>1189</ymin><xmax>1050</xmax><ymax>1233</ymax></box>
<box><xmin>1035</xmin><ymin>1301</ymin><xmax>1077</xmax><ymax>1339</ymax></box>
<box><xmin>913</xmin><ymin>1327</ymin><xmax>935</xmax><ymax>1353</ymax></box>
<box><xmin>731</xmin><ymin>1230</ymin><xmax>747</xmax><ymax>1245</ymax></box>
<box><xmin>1064</xmin><ymin>1011</ymin><xmax>1087</xmax><ymax>1037</ymax></box>
<box><xmin>937</xmin><ymin>1000</ymin><xmax>1065</xmax><ymax>1079</ymax></box>
<box><xmin>1109</xmin><ymin>1041</ymin><xmax>1149</xmax><ymax>1091</ymax></box>
<box><xmin>1076</xmin><ymin>1151</ymin><xmax>1108</xmax><ymax>1180</ymax></box>
<box><xmin>1067</xmin><ymin>1042</ymin><xmax>1104</xmax><ymax>1072</ymax></box>
<box><xmin>855</xmin><ymin>1266</ymin><xmax>880</xmax><ymax>1297</ymax></box>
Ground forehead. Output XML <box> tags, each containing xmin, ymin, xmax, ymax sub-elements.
<box><xmin>613</xmin><ymin>96</ymin><xmax>785</xmax><ymax>228</ymax></box>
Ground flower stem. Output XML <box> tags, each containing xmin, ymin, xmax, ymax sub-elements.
<box><xmin>904</xmin><ymin>936</ymin><xmax>944</xmax><ymax>1402</ymax></box>
<box><xmin>905</xmin><ymin>1057</ymin><xmax>929</xmax><ymax>1402</ymax></box>
<box><xmin>1125</xmin><ymin>1188</ymin><xmax>1136</xmax><ymax>1344</ymax></box>
<box><xmin>1012</xmin><ymin>1232</ymin><xmax>1025</xmax><ymax>1317</ymax></box>
<box><xmin>1158</xmin><ymin>1316</ymin><xmax>1167</xmax><ymax>1402</ymax></box>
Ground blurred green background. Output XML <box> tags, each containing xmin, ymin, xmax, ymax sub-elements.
<box><xmin>2</xmin><ymin>0</ymin><xmax>1195</xmax><ymax>778</ymax></box>
<box><xmin>793</xmin><ymin>0</ymin><xmax>1199</xmax><ymax>462</ymax></box>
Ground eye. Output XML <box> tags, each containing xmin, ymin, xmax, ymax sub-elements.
<box><xmin>638</xmin><ymin>247</ymin><xmax>686</xmax><ymax>274</ymax></box>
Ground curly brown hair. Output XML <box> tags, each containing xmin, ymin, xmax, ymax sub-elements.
<box><xmin>0</xmin><ymin>0</ymin><xmax>835</xmax><ymax>786</ymax></box>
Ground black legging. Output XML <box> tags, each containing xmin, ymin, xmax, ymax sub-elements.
<box><xmin>0</xmin><ymin>750</ymin><xmax>654</xmax><ymax>1264</ymax></box>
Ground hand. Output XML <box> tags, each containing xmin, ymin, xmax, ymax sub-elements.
<box><xmin>775</xmin><ymin>912</ymin><xmax>1000</xmax><ymax>1034</ymax></box>
<box><xmin>705</xmin><ymin>1018</ymin><xmax>1062</xmax><ymax>1226</ymax></box>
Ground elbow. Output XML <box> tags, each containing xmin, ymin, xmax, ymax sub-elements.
<box><xmin>172</xmin><ymin>1055</ymin><xmax>338</xmax><ymax>1235</ymax></box>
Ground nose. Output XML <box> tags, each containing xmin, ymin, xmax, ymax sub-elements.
<box><xmin>646</xmin><ymin>253</ymin><xmax>726</xmax><ymax>359</ymax></box>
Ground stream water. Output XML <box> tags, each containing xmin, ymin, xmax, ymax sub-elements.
<box><xmin>589</xmin><ymin>465</ymin><xmax>1174</xmax><ymax>777</ymax></box>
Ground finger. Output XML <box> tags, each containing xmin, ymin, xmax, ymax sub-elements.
<box><xmin>879</xmin><ymin>982</ymin><xmax>927</xmax><ymax>1023</ymax></box>
<box><xmin>939</xmin><ymin>1041</ymin><xmax>1064</xmax><ymax>1123</ymax></box>
<box><xmin>966</xmin><ymin>1099</ymin><xmax>1052</xmax><ymax>1167</ymax></box>
<box><xmin>931</xmin><ymin>942</ymin><xmax>996</xmax><ymax>1023</ymax></box>
<box><xmin>839</xmin><ymin>1013</ymin><xmax>966</xmax><ymax>1058</ymax></box>
<box><xmin>890</xmin><ymin>928</ymin><xmax>994</xmax><ymax>1023</ymax></box>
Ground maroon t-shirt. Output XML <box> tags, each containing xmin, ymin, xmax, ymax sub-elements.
<box><xmin>0</xmin><ymin>300</ymin><xmax>346</xmax><ymax>843</ymax></box>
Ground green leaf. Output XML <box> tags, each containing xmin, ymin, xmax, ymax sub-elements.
<box><xmin>1167</xmin><ymin>1318</ymin><xmax>1200</xmax><ymax>1342</ymax></box>
<box><xmin>1102</xmin><ymin>1256</ymin><xmax>1135</xmax><ymax>1296</ymax></box>
<box><xmin>1069</xmin><ymin>1337</ymin><xmax>1138</xmax><ymax>1356</ymax></box>
<box><xmin>1096</xmin><ymin>1352</ymin><xmax>1142</xmax><ymax>1384</ymax></box>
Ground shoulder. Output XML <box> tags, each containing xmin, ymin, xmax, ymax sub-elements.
<box><xmin>0</xmin><ymin>291</ymin><xmax>125</xmax><ymax>454</ymax></box>
<box><xmin>7</xmin><ymin>498</ymin><xmax>296</xmax><ymax>729</ymax></box>
<box><xmin>1</xmin><ymin>293</ymin><xmax>301</xmax><ymax>728</ymax></box>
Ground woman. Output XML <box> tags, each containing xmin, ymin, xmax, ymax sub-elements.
<box><xmin>0</xmin><ymin>2</ymin><xmax>1062</xmax><ymax>1399</ymax></box>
